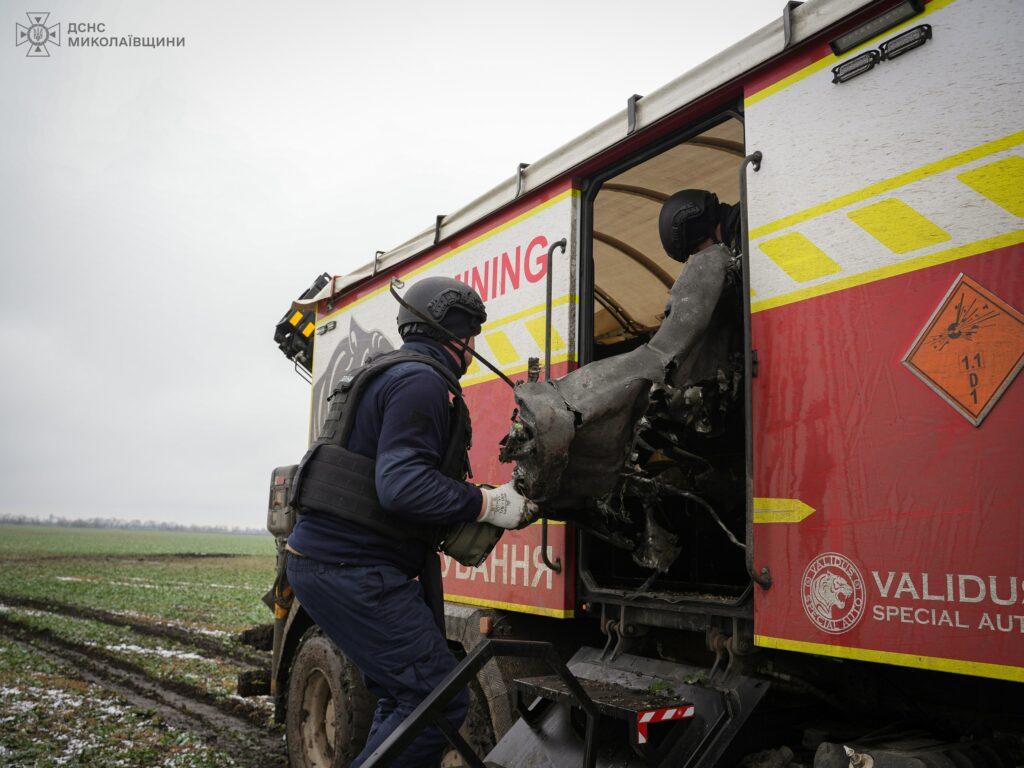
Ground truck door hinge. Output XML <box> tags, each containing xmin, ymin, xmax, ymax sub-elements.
<box><xmin>627</xmin><ymin>94</ymin><xmax>643</xmax><ymax>135</ymax></box>
<box><xmin>783</xmin><ymin>1</ymin><xmax>804</xmax><ymax>49</ymax></box>
<box><xmin>751</xmin><ymin>349</ymin><xmax>759</xmax><ymax>378</ymax></box>
<box><xmin>515</xmin><ymin>162</ymin><xmax>531</xmax><ymax>198</ymax></box>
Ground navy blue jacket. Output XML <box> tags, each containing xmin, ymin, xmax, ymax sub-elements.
<box><xmin>287</xmin><ymin>338</ymin><xmax>483</xmax><ymax>575</ymax></box>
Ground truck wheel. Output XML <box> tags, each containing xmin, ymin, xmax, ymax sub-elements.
<box><xmin>286</xmin><ymin>629</ymin><xmax>373</xmax><ymax>768</ymax></box>
<box><xmin>440</xmin><ymin>677</ymin><xmax>496</xmax><ymax>767</ymax></box>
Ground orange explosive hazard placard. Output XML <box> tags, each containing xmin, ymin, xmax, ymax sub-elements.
<box><xmin>903</xmin><ymin>273</ymin><xmax>1024</xmax><ymax>426</ymax></box>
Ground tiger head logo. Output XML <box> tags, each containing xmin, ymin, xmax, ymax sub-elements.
<box><xmin>310</xmin><ymin>317</ymin><xmax>394</xmax><ymax>439</ymax></box>
<box><xmin>809</xmin><ymin>571</ymin><xmax>853</xmax><ymax>617</ymax></box>
<box><xmin>801</xmin><ymin>552</ymin><xmax>866</xmax><ymax>634</ymax></box>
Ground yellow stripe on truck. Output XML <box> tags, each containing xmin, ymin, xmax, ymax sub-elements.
<box><xmin>444</xmin><ymin>593</ymin><xmax>574</xmax><ymax>619</ymax></box>
<box><xmin>751</xmin><ymin>230</ymin><xmax>1024</xmax><ymax>314</ymax></box>
<box><xmin>755</xmin><ymin>634</ymin><xmax>1024</xmax><ymax>683</ymax></box>
<box><xmin>454</xmin><ymin>294</ymin><xmax>579</xmax><ymax>387</ymax></box>
<box><xmin>462</xmin><ymin>351</ymin><xmax>573</xmax><ymax>389</ymax></box>
<box><xmin>748</xmin><ymin>131</ymin><xmax>1024</xmax><ymax>241</ymax></box>
<box><xmin>847</xmin><ymin>199</ymin><xmax>951</xmax><ymax>255</ymax></box>
<box><xmin>524</xmin><ymin>316</ymin><xmax>566</xmax><ymax>352</ymax></box>
<box><xmin>758</xmin><ymin>232</ymin><xmax>840</xmax><ymax>283</ymax></box>
<box><xmin>957</xmin><ymin>155</ymin><xmax>1024</xmax><ymax>218</ymax></box>
<box><xmin>746</xmin><ymin>131</ymin><xmax>1024</xmax><ymax>314</ymax></box>
<box><xmin>484</xmin><ymin>331</ymin><xmax>519</xmax><ymax>366</ymax></box>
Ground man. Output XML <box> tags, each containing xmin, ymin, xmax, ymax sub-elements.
<box><xmin>285</xmin><ymin>276</ymin><xmax>531</xmax><ymax>767</ymax></box>
<box><xmin>657</xmin><ymin>188</ymin><xmax>741</xmax><ymax>261</ymax></box>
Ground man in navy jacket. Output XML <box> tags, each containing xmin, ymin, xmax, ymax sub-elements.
<box><xmin>286</xmin><ymin>277</ymin><xmax>530</xmax><ymax>767</ymax></box>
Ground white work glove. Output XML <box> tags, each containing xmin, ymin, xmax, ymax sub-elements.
<box><xmin>478</xmin><ymin>482</ymin><xmax>536</xmax><ymax>529</ymax></box>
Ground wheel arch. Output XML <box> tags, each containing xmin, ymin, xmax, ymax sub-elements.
<box><xmin>273</xmin><ymin>599</ymin><xmax>315</xmax><ymax>723</ymax></box>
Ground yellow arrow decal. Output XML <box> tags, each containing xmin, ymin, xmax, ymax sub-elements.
<box><xmin>753</xmin><ymin>497</ymin><xmax>816</xmax><ymax>523</ymax></box>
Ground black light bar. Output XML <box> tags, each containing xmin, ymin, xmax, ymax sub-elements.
<box><xmin>831</xmin><ymin>50</ymin><xmax>881</xmax><ymax>83</ymax></box>
<box><xmin>274</xmin><ymin>272</ymin><xmax>331</xmax><ymax>376</ymax></box>
<box><xmin>879</xmin><ymin>24</ymin><xmax>932</xmax><ymax>60</ymax></box>
<box><xmin>829</xmin><ymin>0</ymin><xmax>923</xmax><ymax>55</ymax></box>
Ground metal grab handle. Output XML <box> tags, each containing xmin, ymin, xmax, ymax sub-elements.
<box><xmin>544</xmin><ymin>238</ymin><xmax>568</xmax><ymax>381</ymax></box>
<box><xmin>738</xmin><ymin>151</ymin><xmax>772</xmax><ymax>590</ymax></box>
<box><xmin>539</xmin><ymin>237</ymin><xmax>568</xmax><ymax>575</ymax></box>
<box><xmin>293</xmin><ymin>361</ymin><xmax>312</xmax><ymax>384</ymax></box>
<box><xmin>541</xmin><ymin>518</ymin><xmax>562</xmax><ymax>573</ymax></box>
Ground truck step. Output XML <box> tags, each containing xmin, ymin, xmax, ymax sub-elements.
<box><xmin>486</xmin><ymin>646</ymin><xmax>770</xmax><ymax>767</ymax></box>
<box><xmin>514</xmin><ymin>673</ymin><xmax>695</xmax><ymax>742</ymax></box>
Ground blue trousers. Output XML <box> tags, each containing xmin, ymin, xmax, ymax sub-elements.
<box><xmin>286</xmin><ymin>556</ymin><xmax>469</xmax><ymax>768</ymax></box>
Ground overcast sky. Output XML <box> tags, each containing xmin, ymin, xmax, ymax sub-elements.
<box><xmin>1</xmin><ymin>0</ymin><xmax>778</xmax><ymax>528</ymax></box>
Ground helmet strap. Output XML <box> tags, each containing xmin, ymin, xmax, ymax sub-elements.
<box><xmin>390</xmin><ymin>281</ymin><xmax>514</xmax><ymax>388</ymax></box>
<box><xmin>440</xmin><ymin>336</ymin><xmax>472</xmax><ymax>375</ymax></box>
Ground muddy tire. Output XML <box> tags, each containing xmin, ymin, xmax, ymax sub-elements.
<box><xmin>440</xmin><ymin>677</ymin><xmax>496</xmax><ymax>767</ymax></box>
<box><xmin>286</xmin><ymin>629</ymin><xmax>373</xmax><ymax>768</ymax></box>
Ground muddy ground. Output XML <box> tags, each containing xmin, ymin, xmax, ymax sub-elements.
<box><xmin>0</xmin><ymin>525</ymin><xmax>286</xmax><ymax>767</ymax></box>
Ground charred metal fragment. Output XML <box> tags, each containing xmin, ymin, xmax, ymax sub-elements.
<box><xmin>500</xmin><ymin>244</ymin><xmax>733</xmax><ymax>508</ymax></box>
<box><xmin>624</xmin><ymin>475</ymin><xmax>681</xmax><ymax>572</ymax></box>
<box><xmin>634</xmin><ymin>504</ymin><xmax>680</xmax><ymax>572</ymax></box>
<box><xmin>499</xmin><ymin>242</ymin><xmax>746</xmax><ymax>576</ymax></box>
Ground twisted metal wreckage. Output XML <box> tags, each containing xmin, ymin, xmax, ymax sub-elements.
<box><xmin>499</xmin><ymin>243</ymin><xmax>747</xmax><ymax>575</ymax></box>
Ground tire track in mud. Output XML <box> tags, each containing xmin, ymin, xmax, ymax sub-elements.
<box><xmin>0</xmin><ymin>612</ymin><xmax>270</xmax><ymax>725</ymax></box>
<box><xmin>0</xmin><ymin>614</ymin><xmax>285</xmax><ymax>768</ymax></box>
<box><xmin>0</xmin><ymin>592</ymin><xmax>265</xmax><ymax>666</ymax></box>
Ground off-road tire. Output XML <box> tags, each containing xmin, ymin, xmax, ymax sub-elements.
<box><xmin>440</xmin><ymin>676</ymin><xmax>496</xmax><ymax>767</ymax></box>
<box><xmin>286</xmin><ymin>629</ymin><xmax>373</xmax><ymax>768</ymax></box>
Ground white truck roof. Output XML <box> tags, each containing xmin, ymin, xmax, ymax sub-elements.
<box><xmin>308</xmin><ymin>0</ymin><xmax>871</xmax><ymax>304</ymax></box>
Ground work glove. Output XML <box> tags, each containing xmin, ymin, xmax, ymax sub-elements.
<box><xmin>478</xmin><ymin>482</ymin><xmax>536</xmax><ymax>529</ymax></box>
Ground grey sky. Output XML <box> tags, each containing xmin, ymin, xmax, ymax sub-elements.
<box><xmin>1</xmin><ymin>0</ymin><xmax>778</xmax><ymax>527</ymax></box>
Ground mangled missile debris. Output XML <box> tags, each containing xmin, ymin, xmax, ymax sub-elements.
<box><xmin>500</xmin><ymin>243</ymin><xmax>734</xmax><ymax>506</ymax></box>
<box><xmin>500</xmin><ymin>243</ymin><xmax>744</xmax><ymax>573</ymax></box>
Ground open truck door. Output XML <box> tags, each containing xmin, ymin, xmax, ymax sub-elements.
<box><xmin>744</xmin><ymin>0</ymin><xmax>1024</xmax><ymax>682</ymax></box>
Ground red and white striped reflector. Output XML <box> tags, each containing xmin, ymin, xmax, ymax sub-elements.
<box><xmin>636</xmin><ymin>704</ymin><xmax>695</xmax><ymax>744</ymax></box>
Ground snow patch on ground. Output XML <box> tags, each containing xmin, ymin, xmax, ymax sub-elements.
<box><xmin>102</xmin><ymin>643</ymin><xmax>210</xmax><ymax>662</ymax></box>
<box><xmin>1</xmin><ymin>684</ymin><xmax>127</xmax><ymax>716</ymax></box>
<box><xmin>0</xmin><ymin>603</ymin><xmax>48</xmax><ymax>617</ymax></box>
<box><xmin>55</xmin><ymin>574</ymin><xmax>249</xmax><ymax>591</ymax></box>
<box><xmin>108</xmin><ymin>608</ymin><xmax>232</xmax><ymax>637</ymax></box>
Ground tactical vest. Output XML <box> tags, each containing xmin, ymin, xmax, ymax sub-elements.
<box><xmin>289</xmin><ymin>350</ymin><xmax>472</xmax><ymax>545</ymax></box>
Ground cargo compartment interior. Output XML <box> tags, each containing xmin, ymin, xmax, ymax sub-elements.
<box><xmin>581</xmin><ymin>114</ymin><xmax>750</xmax><ymax>604</ymax></box>
<box><xmin>590</xmin><ymin>116</ymin><xmax>743</xmax><ymax>352</ymax></box>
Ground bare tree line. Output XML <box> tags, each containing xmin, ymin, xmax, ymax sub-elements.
<box><xmin>0</xmin><ymin>513</ymin><xmax>267</xmax><ymax>536</ymax></box>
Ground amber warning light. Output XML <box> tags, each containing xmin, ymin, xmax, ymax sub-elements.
<box><xmin>879</xmin><ymin>24</ymin><xmax>932</xmax><ymax>60</ymax></box>
<box><xmin>829</xmin><ymin>0</ymin><xmax>924</xmax><ymax>55</ymax></box>
<box><xmin>832</xmin><ymin>50</ymin><xmax>880</xmax><ymax>83</ymax></box>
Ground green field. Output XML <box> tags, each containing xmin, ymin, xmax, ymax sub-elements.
<box><xmin>2</xmin><ymin>525</ymin><xmax>275</xmax><ymax>558</ymax></box>
<box><xmin>0</xmin><ymin>525</ymin><xmax>284</xmax><ymax>767</ymax></box>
